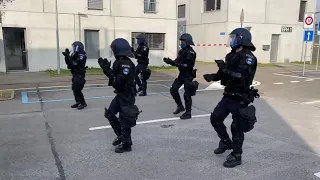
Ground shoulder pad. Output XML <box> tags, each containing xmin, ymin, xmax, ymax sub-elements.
<box><xmin>122</xmin><ymin>67</ymin><xmax>130</xmax><ymax>75</ymax></box>
<box><xmin>79</xmin><ymin>55</ymin><xmax>86</xmax><ymax>61</ymax></box>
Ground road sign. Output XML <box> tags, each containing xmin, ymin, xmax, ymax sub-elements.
<box><xmin>318</xmin><ymin>23</ymin><xmax>320</xmax><ymax>35</ymax></box>
<box><xmin>304</xmin><ymin>13</ymin><xmax>314</xmax><ymax>29</ymax></box>
<box><xmin>304</xmin><ymin>30</ymin><xmax>314</xmax><ymax>42</ymax></box>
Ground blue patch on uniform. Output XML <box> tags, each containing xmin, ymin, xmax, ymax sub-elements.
<box><xmin>123</xmin><ymin>68</ymin><xmax>130</xmax><ymax>75</ymax></box>
<box><xmin>246</xmin><ymin>58</ymin><xmax>253</xmax><ymax>65</ymax></box>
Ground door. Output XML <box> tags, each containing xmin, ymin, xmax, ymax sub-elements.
<box><xmin>270</xmin><ymin>34</ymin><xmax>280</xmax><ymax>63</ymax></box>
<box><xmin>3</xmin><ymin>27</ymin><xmax>28</xmax><ymax>71</ymax></box>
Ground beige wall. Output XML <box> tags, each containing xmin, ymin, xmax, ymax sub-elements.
<box><xmin>0</xmin><ymin>0</ymin><xmax>177</xmax><ymax>72</ymax></box>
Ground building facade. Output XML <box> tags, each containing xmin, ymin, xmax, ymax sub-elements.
<box><xmin>0</xmin><ymin>0</ymin><xmax>178</xmax><ymax>72</ymax></box>
<box><xmin>178</xmin><ymin>0</ymin><xmax>317</xmax><ymax>64</ymax></box>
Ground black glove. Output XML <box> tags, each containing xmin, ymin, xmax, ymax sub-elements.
<box><xmin>163</xmin><ymin>57</ymin><xmax>175</xmax><ymax>65</ymax></box>
<box><xmin>215</xmin><ymin>60</ymin><xmax>225</xmax><ymax>69</ymax></box>
<box><xmin>98</xmin><ymin>57</ymin><xmax>111</xmax><ymax>70</ymax></box>
<box><xmin>62</xmin><ymin>48</ymin><xmax>70</xmax><ymax>57</ymax></box>
<box><xmin>203</xmin><ymin>74</ymin><xmax>216</xmax><ymax>82</ymax></box>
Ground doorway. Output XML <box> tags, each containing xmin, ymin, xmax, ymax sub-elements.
<box><xmin>3</xmin><ymin>27</ymin><xmax>28</xmax><ymax>71</ymax></box>
<box><xmin>270</xmin><ymin>34</ymin><xmax>280</xmax><ymax>63</ymax></box>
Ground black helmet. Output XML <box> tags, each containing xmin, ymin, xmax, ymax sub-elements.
<box><xmin>110</xmin><ymin>38</ymin><xmax>135</xmax><ymax>58</ymax></box>
<box><xmin>229</xmin><ymin>28</ymin><xmax>255</xmax><ymax>51</ymax></box>
<box><xmin>72</xmin><ymin>41</ymin><xmax>85</xmax><ymax>53</ymax></box>
<box><xmin>136</xmin><ymin>34</ymin><xmax>146</xmax><ymax>45</ymax></box>
<box><xmin>179</xmin><ymin>33</ymin><xmax>195</xmax><ymax>46</ymax></box>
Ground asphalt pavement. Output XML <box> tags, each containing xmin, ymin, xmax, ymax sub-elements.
<box><xmin>0</xmin><ymin>65</ymin><xmax>320</xmax><ymax>180</ymax></box>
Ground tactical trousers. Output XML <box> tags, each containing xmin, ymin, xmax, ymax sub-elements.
<box><xmin>170</xmin><ymin>76</ymin><xmax>193</xmax><ymax>112</ymax></box>
<box><xmin>106</xmin><ymin>95</ymin><xmax>135</xmax><ymax>146</ymax></box>
<box><xmin>135</xmin><ymin>63</ymin><xmax>148</xmax><ymax>92</ymax></box>
<box><xmin>71</xmin><ymin>74</ymin><xmax>86</xmax><ymax>104</ymax></box>
<box><xmin>210</xmin><ymin>95</ymin><xmax>245</xmax><ymax>154</ymax></box>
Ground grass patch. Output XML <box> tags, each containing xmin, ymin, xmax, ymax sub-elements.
<box><xmin>0</xmin><ymin>90</ymin><xmax>15</xmax><ymax>101</ymax></box>
<box><xmin>47</xmin><ymin>66</ymin><xmax>177</xmax><ymax>77</ymax></box>
<box><xmin>291</xmin><ymin>61</ymin><xmax>318</xmax><ymax>65</ymax></box>
<box><xmin>197</xmin><ymin>60</ymin><xmax>277</xmax><ymax>67</ymax></box>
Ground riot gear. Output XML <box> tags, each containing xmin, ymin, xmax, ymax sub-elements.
<box><xmin>62</xmin><ymin>41</ymin><xmax>87</xmax><ymax>110</ymax></box>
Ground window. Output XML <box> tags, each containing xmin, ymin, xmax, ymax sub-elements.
<box><xmin>298</xmin><ymin>0</ymin><xmax>307</xmax><ymax>22</ymax></box>
<box><xmin>84</xmin><ymin>30</ymin><xmax>100</xmax><ymax>59</ymax></box>
<box><xmin>88</xmin><ymin>0</ymin><xmax>103</xmax><ymax>10</ymax></box>
<box><xmin>144</xmin><ymin>0</ymin><xmax>156</xmax><ymax>13</ymax></box>
<box><xmin>131</xmin><ymin>32</ymin><xmax>165</xmax><ymax>50</ymax></box>
<box><xmin>178</xmin><ymin>5</ymin><xmax>186</xmax><ymax>18</ymax></box>
<box><xmin>204</xmin><ymin>0</ymin><xmax>221</xmax><ymax>12</ymax></box>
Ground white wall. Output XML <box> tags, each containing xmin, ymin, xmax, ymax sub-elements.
<box><xmin>179</xmin><ymin>0</ymin><xmax>317</xmax><ymax>63</ymax></box>
<box><xmin>0</xmin><ymin>0</ymin><xmax>177</xmax><ymax>72</ymax></box>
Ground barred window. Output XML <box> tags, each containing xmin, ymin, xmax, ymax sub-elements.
<box><xmin>132</xmin><ymin>32</ymin><xmax>165</xmax><ymax>50</ymax></box>
<box><xmin>88</xmin><ymin>0</ymin><xmax>103</xmax><ymax>10</ymax></box>
<box><xmin>144</xmin><ymin>0</ymin><xmax>156</xmax><ymax>13</ymax></box>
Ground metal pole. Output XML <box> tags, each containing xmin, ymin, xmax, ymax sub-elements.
<box><xmin>317</xmin><ymin>44</ymin><xmax>320</xmax><ymax>70</ymax></box>
<box><xmin>55</xmin><ymin>0</ymin><xmax>60</xmax><ymax>74</ymax></box>
<box><xmin>78</xmin><ymin>13</ymin><xmax>81</xmax><ymax>41</ymax></box>
<box><xmin>303</xmin><ymin>42</ymin><xmax>307</xmax><ymax>76</ymax></box>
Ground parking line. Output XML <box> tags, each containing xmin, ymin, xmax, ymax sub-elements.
<box><xmin>21</xmin><ymin>92</ymin><xmax>29</xmax><ymax>104</ymax></box>
<box><xmin>88</xmin><ymin>113</ymin><xmax>211</xmax><ymax>130</ymax></box>
<box><xmin>314</xmin><ymin>172</ymin><xmax>320</xmax><ymax>178</ymax></box>
<box><xmin>300</xmin><ymin>100</ymin><xmax>320</xmax><ymax>105</ymax></box>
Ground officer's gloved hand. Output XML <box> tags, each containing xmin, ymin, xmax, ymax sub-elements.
<box><xmin>62</xmin><ymin>48</ymin><xmax>70</xmax><ymax>57</ymax></box>
<box><xmin>98</xmin><ymin>57</ymin><xmax>111</xmax><ymax>70</ymax></box>
<box><xmin>215</xmin><ymin>60</ymin><xmax>225</xmax><ymax>69</ymax></box>
<box><xmin>163</xmin><ymin>57</ymin><xmax>175</xmax><ymax>66</ymax></box>
<box><xmin>203</xmin><ymin>74</ymin><xmax>216</xmax><ymax>82</ymax></box>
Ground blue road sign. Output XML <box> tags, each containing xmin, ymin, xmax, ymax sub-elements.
<box><xmin>304</xmin><ymin>30</ymin><xmax>314</xmax><ymax>42</ymax></box>
<box><xmin>318</xmin><ymin>23</ymin><xmax>320</xmax><ymax>31</ymax></box>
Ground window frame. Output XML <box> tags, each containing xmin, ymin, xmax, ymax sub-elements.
<box><xmin>178</xmin><ymin>4</ymin><xmax>186</xmax><ymax>18</ymax></box>
<box><xmin>203</xmin><ymin>0</ymin><xmax>221</xmax><ymax>12</ymax></box>
<box><xmin>144</xmin><ymin>0</ymin><xmax>157</xmax><ymax>13</ymax></box>
<box><xmin>84</xmin><ymin>29</ymin><xmax>100</xmax><ymax>59</ymax></box>
<box><xmin>131</xmin><ymin>32</ymin><xmax>165</xmax><ymax>50</ymax></box>
<box><xmin>298</xmin><ymin>0</ymin><xmax>307</xmax><ymax>22</ymax></box>
<box><xmin>88</xmin><ymin>0</ymin><xmax>104</xmax><ymax>10</ymax></box>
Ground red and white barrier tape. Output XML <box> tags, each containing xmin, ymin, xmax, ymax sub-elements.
<box><xmin>195</xmin><ymin>44</ymin><xmax>228</xmax><ymax>46</ymax></box>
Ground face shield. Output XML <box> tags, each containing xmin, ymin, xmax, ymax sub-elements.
<box><xmin>228</xmin><ymin>34</ymin><xmax>239</xmax><ymax>48</ymax></box>
<box><xmin>180</xmin><ymin>40</ymin><xmax>186</xmax><ymax>49</ymax></box>
<box><xmin>108</xmin><ymin>46</ymin><xmax>116</xmax><ymax>61</ymax></box>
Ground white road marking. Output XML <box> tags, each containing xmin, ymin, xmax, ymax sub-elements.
<box><xmin>306</xmin><ymin>79</ymin><xmax>314</xmax><ymax>81</ymax></box>
<box><xmin>273</xmin><ymin>82</ymin><xmax>284</xmax><ymax>85</ymax></box>
<box><xmin>204</xmin><ymin>80</ymin><xmax>261</xmax><ymax>90</ymax></box>
<box><xmin>290</xmin><ymin>81</ymin><xmax>300</xmax><ymax>83</ymax></box>
<box><xmin>300</xmin><ymin>100</ymin><xmax>320</xmax><ymax>105</ymax></box>
<box><xmin>314</xmin><ymin>172</ymin><xmax>320</xmax><ymax>178</ymax></box>
<box><xmin>89</xmin><ymin>114</ymin><xmax>211</xmax><ymax>131</ymax></box>
<box><xmin>273</xmin><ymin>73</ymin><xmax>314</xmax><ymax>79</ymax></box>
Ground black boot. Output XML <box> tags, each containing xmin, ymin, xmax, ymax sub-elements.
<box><xmin>71</xmin><ymin>102</ymin><xmax>80</xmax><ymax>108</ymax></box>
<box><xmin>180</xmin><ymin>111</ymin><xmax>191</xmax><ymax>119</ymax></box>
<box><xmin>223</xmin><ymin>152</ymin><xmax>242</xmax><ymax>168</ymax></box>
<box><xmin>77</xmin><ymin>102</ymin><xmax>87</xmax><ymax>110</ymax></box>
<box><xmin>115</xmin><ymin>143</ymin><xmax>132</xmax><ymax>153</ymax></box>
<box><xmin>173</xmin><ymin>106</ymin><xmax>185</xmax><ymax>114</ymax></box>
<box><xmin>214</xmin><ymin>139</ymin><xmax>232</xmax><ymax>154</ymax></box>
<box><xmin>112</xmin><ymin>136</ymin><xmax>122</xmax><ymax>146</ymax></box>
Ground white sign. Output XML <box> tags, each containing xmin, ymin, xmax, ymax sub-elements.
<box><xmin>304</xmin><ymin>13</ymin><xmax>315</xmax><ymax>29</ymax></box>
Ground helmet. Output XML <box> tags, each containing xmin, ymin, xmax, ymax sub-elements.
<box><xmin>136</xmin><ymin>34</ymin><xmax>146</xmax><ymax>45</ymax></box>
<box><xmin>110</xmin><ymin>38</ymin><xmax>135</xmax><ymax>58</ymax></box>
<box><xmin>228</xmin><ymin>28</ymin><xmax>256</xmax><ymax>51</ymax></box>
<box><xmin>72</xmin><ymin>41</ymin><xmax>85</xmax><ymax>53</ymax></box>
<box><xmin>179</xmin><ymin>33</ymin><xmax>195</xmax><ymax>46</ymax></box>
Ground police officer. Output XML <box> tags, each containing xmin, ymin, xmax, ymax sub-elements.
<box><xmin>62</xmin><ymin>41</ymin><xmax>87</xmax><ymax>110</ymax></box>
<box><xmin>98</xmin><ymin>38</ymin><xmax>140</xmax><ymax>153</ymax></box>
<box><xmin>203</xmin><ymin>28</ymin><xmax>258</xmax><ymax>168</ymax></box>
<box><xmin>132</xmin><ymin>34</ymin><xmax>150</xmax><ymax>96</ymax></box>
<box><xmin>163</xmin><ymin>33</ymin><xmax>197</xmax><ymax>120</ymax></box>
